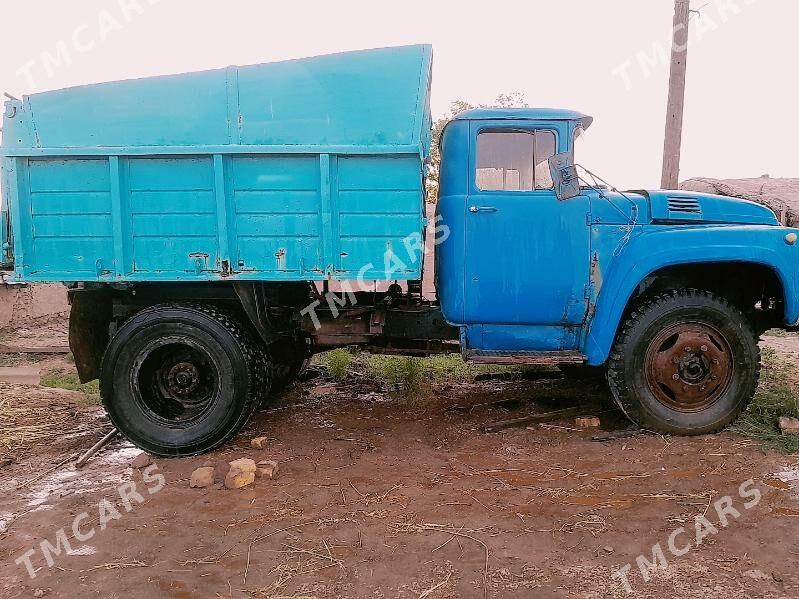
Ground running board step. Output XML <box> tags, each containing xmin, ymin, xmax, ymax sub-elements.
<box><xmin>466</xmin><ymin>350</ymin><xmax>586</xmax><ymax>365</ymax></box>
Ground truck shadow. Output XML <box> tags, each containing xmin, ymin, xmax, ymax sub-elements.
<box><xmin>255</xmin><ymin>365</ymin><xmax>629</xmax><ymax>440</ymax></box>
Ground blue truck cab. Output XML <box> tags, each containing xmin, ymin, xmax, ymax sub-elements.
<box><xmin>2</xmin><ymin>45</ymin><xmax>798</xmax><ymax>456</ymax></box>
<box><xmin>436</xmin><ymin>108</ymin><xmax>799</xmax><ymax>362</ymax></box>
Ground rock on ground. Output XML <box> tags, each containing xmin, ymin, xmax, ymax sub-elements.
<box><xmin>250</xmin><ymin>437</ymin><xmax>269</xmax><ymax>450</ymax></box>
<box><xmin>190</xmin><ymin>467</ymin><xmax>215</xmax><ymax>488</ymax></box>
<box><xmin>131</xmin><ymin>453</ymin><xmax>154</xmax><ymax>469</ymax></box>
<box><xmin>311</xmin><ymin>384</ymin><xmax>337</xmax><ymax>397</ymax></box>
<box><xmin>256</xmin><ymin>460</ymin><xmax>279</xmax><ymax>479</ymax></box>
<box><xmin>224</xmin><ymin>458</ymin><xmax>257</xmax><ymax>489</ymax></box>
<box><xmin>779</xmin><ymin>416</ymin><xmax>799</xmax><ymax>435</ymax></box>
<box><xmin>575</xmin><ymin>416</ymin><xmax>601</xmax><ymax>429</ymax></box>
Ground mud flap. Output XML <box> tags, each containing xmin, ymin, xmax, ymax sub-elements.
<box><xmin>68</xmin><ymin>288</ymin><xmax>113</xmax><ymax>383</ymax></box>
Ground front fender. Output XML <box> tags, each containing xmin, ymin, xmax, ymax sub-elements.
<box><xmin>583</xmin><ymin>225</ymin><xmax>799</xmax><ymax>365</ymax></box>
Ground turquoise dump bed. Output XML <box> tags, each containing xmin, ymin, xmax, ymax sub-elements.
<box><xmin>0</xmin><ymin>45</ymin><xmax>432</xmax><ymax>282</ymax></box>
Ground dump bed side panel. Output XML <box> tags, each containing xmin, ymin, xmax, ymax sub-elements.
<box><xmin>232</xmin><ymin>155</ymin><xmax>324</xmax><ymax>275</ymax></box>
<box><xmin>26</xmin><ymin>158</ymin><xmax>114</xmax><ymax>278</ymax></box>
<box><xmin>8</xmin><ymin>153</ymin><xmax>424</xmax><ymax>283</ymax></box>
<box><xmin>336</xmin><ymin>156</ymin><xmax>423</xmax><ymax>278</ymax></box>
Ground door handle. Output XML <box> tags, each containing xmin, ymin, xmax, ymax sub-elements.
<box><xmin>469</xmin><ymin>206</ymin><xmax>498</xmax><ymax>213</ymax></box>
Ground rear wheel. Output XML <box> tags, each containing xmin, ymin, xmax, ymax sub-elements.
<box><xmin>100</xmin><ymin>304</ymin><xmax>270</xmax><ymax>456</ymax></box>
<box><xmin>607</xmin><ymin>290</ymin><xmax>759</xmax><ymax>435</ymax></box>
<box><xmin>269</xmin><ymin>338</ymin><xmax>310</xmax><ymax>393</ymax></box>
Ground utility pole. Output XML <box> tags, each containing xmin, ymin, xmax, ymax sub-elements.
<box><xmin>661</xmin><ymin>0</ymin><xmax>691</xmax><ymax>189</ymax></box>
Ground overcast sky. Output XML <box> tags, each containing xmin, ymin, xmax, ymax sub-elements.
<box><xmin>1</xmin><ymin>0</ymin><xmax>796</xmax><ymax>189</ymax></box>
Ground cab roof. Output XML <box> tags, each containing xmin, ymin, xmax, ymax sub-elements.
<box><xmin>454</xmin><ymin>108</ymin><xmax>593</xmax><ymax>130</ymax></box>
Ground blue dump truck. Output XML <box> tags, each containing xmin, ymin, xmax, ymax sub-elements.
<box><xmin>2</xmin><ymin>45</ymin><xmax>798</xmax><ymax>456</ymax></box>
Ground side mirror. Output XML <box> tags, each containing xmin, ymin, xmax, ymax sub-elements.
<box><xmin>549</xmin><ymin>153</ymin><xmax>581</xmax><ymax>201</ymax></box>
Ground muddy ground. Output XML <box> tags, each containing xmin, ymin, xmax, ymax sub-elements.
<box><xmin>0</xmin><ymin>317</ymin><xmax>798</xmax><ymax>598</ymax></box>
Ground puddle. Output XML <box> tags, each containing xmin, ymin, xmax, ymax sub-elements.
<box><xmin>102</xmin><ymin>443</ymin><xmax>141</xmax><ymax>468</ymax></box>
<box><xmin>25</xmin><ymin>467</ymin><xmax>80</xmax><ymax>507</ymax></box>
<box><xmin>2</xmin><ymin>443</ymin><xmax>142</xmax><ymax>538</ymax></box>
<box><xmin>21</xmin><ymin>442</ymin><xmax>138</xmax><ymax>511</ymax></box>
<box><xmin>27</xmin><ymin>488</ymin><xmax>52</xmax><ymax>508</ymax></box>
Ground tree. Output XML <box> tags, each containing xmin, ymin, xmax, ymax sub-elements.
<box><xmin>426</xmin><ymin>93</ymin><xmax>528</xmax><ymax>203</ymax></box>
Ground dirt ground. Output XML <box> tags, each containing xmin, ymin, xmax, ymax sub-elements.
<box><xmin>1</xmin><ymin>317</ymin><xmax>799</xmax><ymax>598</ymax></box>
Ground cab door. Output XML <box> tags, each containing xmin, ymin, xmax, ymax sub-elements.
<box><xmin>463</xmin><ymin>121</ymin><xmax>591</xmax><ymax>340</ymax></box>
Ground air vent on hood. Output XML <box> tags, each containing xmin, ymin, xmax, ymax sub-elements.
<box><xmin>667</xmin><ymin>196</ymin><xmax>701</xmax><ymax>214</ymax></box>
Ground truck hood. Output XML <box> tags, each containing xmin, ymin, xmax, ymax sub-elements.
<box><xmin>637</xmin><ymin>190</ymin><xmax>779</xmax><ymax>226</ymax></box>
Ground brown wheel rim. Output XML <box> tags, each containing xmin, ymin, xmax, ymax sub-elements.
<box><xmin>644</xmin><ymin>321</ymin><xmax>734</xmax><ymax>413</ymax></box>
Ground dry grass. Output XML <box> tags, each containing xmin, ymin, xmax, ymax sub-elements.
<box><xmin>0</xmin><ymin>387</ymin><xmax>102</xmax><ymax>455</ymax></box>
<box><xmin>732</xmin><ymin>347</ymin><xmax>799</xmax><ymax>453</ymax></box>
<box><xmin>0</xmin><ymin>400</ymin><xmax>64</xmax><ymax>450</ymax></box>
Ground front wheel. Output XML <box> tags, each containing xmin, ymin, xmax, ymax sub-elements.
<box><xmin>607</xmin><ymin>290</ymin><xmax>760</xmax><ymax>435</ymax></box>
<box><xmin>100</xmin><ymin>304</ymin><xmax>270</xmax><ymax>456</ymax></box>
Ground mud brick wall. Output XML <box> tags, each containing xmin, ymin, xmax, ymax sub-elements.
<box><xmin>0</xmin><ymin>284</ymin><xmax>68</xmax><ymax>329</ymax></box>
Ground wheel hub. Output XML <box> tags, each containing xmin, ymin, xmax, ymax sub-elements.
<box><xmin>145</xmin><ymin>346</ymin><xmax>217</xmax><ymax>416</ymax></box>
<box><xmin>645</xmin><ymin>323</ymin><xmax>733</xmax><ymax>412</ymax></box>
<box><xmin>166</xmin><ymin>362</ymin><xmax>201</xmax><ymax>397</ymax></box>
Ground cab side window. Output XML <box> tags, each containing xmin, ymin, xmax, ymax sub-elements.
<box><xmin>476</xmin><ymin>130</ymin><xmax>557</xmax><ymax>192</ymax></box>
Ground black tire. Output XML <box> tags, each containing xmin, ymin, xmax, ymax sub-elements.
<box><xmin>269</xmin><ymin>338</ymin><xmax>310</xmax><ymax>393</ymax></box>
<box><xmin>607</xmin><ymin>289</ymin><xmax>759</xmax><ymax>435</ymax></box>
<box><xmin>271</xmin><ymin>357</ymin><xmax>310</xmax><ymax>393</ymax></box>
<box><xmin>100</xmin><ymin>304</ymin><xmax>270</xmax><ymax>457</ymax></box>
